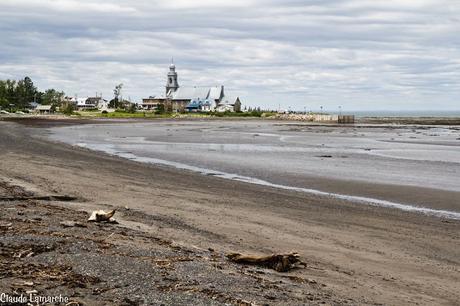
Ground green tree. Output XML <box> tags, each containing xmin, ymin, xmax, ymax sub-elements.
<box><xmin>41</xmin><ymin>89</ymin><xmax>64</xmax><ymax>106</ymax></box>
<box><xmin>61</xmin><ymin>102</ymin><xmax>75</xmax><ymax>115</ymax></box>
<box><xmin>127</xmin><ymin>103</ymin><xmax>137</xmax><ymax>113</ymax></box>
<box><xmin>109</xmin><ymin>83</ymin><xmax>123</xmax><ymax>108</ymax></box>
<box><xmin>23</xmin><ymin>76</ymin><xmax>37</xmax><ymax>104</ymax></box>
<box><xmin>155</xmin><ymin>103</ymin><xmax>165</xmax><ymax>114</ymax></box>
<box><xmin>0</xmin><ymin>80</ymin><xmax>7</xmax><ymax>109</ymax></box>
<box><xmin>6</xmin><ymin>80</ymin><xmax>16</xmax><ymax>105</ymax></box>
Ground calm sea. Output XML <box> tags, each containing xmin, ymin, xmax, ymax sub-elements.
<box><xmin>342</xmin><ymin>110</ymin><xmax>460</xmax><ymax>118</ymax></box>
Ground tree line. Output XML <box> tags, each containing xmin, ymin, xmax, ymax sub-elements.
<box><xmin>0</xmin><ymin>76</ymin><xmax>64</xmax><ymax>110</ymax></box>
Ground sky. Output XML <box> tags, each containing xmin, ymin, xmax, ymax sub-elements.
<box><xmin>0</xmin><ymin>0</ymin><xmax>459</xmax><ymax>111</ymax></box>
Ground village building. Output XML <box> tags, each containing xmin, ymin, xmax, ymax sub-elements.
<box><xmin>141</xmin><ymin>97</ymin><xmax>164</xmax><ymax>111</ymax></box>
<box><xmin>35</xmin><ymin>104</ymin><xmax>53</xmax><ymax>114</ymax></box>
<box><xmin>75</xmin><ymin>96</ymin><xmax>109</xmax><ymax>111</ymax></box>
<box><xmin>141</xmin><ymin>63</ymin><xmax>242</xmax><ymax>112</ymax></box>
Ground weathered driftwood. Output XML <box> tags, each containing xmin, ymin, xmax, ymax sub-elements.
<box><xmin>226</xmin><ymin>252</ymin><xmax>306</xmax><ymax>272</ymax></box>
<box><xmin>87</xmin><ymin>209</ymin><xmax>116</xmax><ymax>222</ymax></box>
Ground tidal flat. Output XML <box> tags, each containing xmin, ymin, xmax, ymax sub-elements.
<box><xmin>49</xmin><ymin>119</ymin><xmax>460</xmax><ymax>215</ymax></box>
<box><xmin>0</xmin><ymin>118</ymin><xmax>459</xmax><ymax>305</ymax></box>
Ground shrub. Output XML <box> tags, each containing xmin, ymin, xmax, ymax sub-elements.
<box><xmin>61</xmin><ymin>103</ymin><xmax>75</xmax><ymax>115</ymax></box>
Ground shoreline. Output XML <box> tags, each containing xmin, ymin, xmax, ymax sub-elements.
<box><xmin>2</xmin><ymin>113</ymin><xmax>460</xmax><ymax>126</ymax></box>
<box><xmin>1</xmin><ymin>118</ymin><xmax>459</xmax><ymax>304</ymax></box>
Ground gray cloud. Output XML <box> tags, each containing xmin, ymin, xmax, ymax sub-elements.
<box><xmin>0</xmin><ymin>0</ymin><xmax>459</xmax><ymax>111</ymax></box>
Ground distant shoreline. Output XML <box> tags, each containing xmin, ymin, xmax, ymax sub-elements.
<box><xmin>3</xmin><ymin>114</ymin><xmax>460</xmax><ymax>126</ymax></box>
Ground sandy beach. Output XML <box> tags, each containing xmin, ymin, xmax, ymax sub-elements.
<box><xmin>0</xmin><ymin>118</ymin><xmax>459</xmax><ymax>305</ymax></box>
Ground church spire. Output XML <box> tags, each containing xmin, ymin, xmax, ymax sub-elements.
<box><xmin>166</xmin><ymin>59</ymin><xmax>179</xmax><ymax>96</ymax></box>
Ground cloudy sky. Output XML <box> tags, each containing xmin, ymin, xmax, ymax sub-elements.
<box><xmin>0</xmin><ymin>0</ymin><xmax>459</xmax><ymax>111</ymax></box>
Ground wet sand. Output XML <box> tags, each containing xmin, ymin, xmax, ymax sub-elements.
<box><xmin>0</xmin><ymin>118</ymin><xmax>459</xmax><ymax>305</ymax></box>
<box><xmin>48</xmin><ymin>119</ymin><xmax>460</xmax><ymax>214</ymax></box>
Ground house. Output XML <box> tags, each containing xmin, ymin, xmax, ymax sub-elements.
<box><xmin>140</xmin><ymin>97</ymin><xmax>163</xmax><ymax>111</ymax></box>
<box><xmin>185</xmin><ymin>98</ymin><xmax>213</xmax><ymax>112</ymax></box>
<box><xmin>62</xmin><ymin>96</ymin><xmax>77</xmax><ymax>105</ymax></box>
<box><xmin>76</xmin><ymin>98</ymin><xmax>95</xmax><ymax>110</ymax></box>
<box><xmin>87</xmin><ymin>97</ymin><xmax>109</xmax><ymax>110</ymax></box>
<box><xmin>75</xmin><ymin>97</ymin><xmax>108</xmax><ymax>110</ymax></box>
<box><xmin>35</xmin><ymin>104</ymin><xmax>52</xmax><ymax>114</ymax></box>
<box><xmin>216</xmin><ymin>96</ymin><xmax>241</xmax><ymax>113</ymax></box>
<box><xmin>96</xmin><ymin>98</ymin><xmax>110</xmax><ymax>110</ymax></box>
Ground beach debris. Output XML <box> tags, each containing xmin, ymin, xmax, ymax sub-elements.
<box><xmin>226</xmin><ymin>252</ymin><xmax>306</xmax><ymax>272</ymax></box>
<box><xmin>60</xmin><ymin>220</ymin><xmax>87</xmax><ymax>228</ymax></box>
<box><xmin>13</xmin><ymin>249</ymin><xmax>35</xmax><ymax>258</ymax></box>
<box><xmin>11</xmin><ymin>281</ymin><xmax>34</xmax><ymax>287</ymax></box>
<box><xmin>0</xmin><ymin>222</ymin><xmax>12</xmax><ymax>229</ymax></box>
<box><xmin>87</xmin><ymin>209</ymin><xmax>117</xmax><ymax>223</ymax></box>
<box><xmin>65</xmin><ymin>302</ymin><xmax>84</xmax><ymax>306</ymax></box>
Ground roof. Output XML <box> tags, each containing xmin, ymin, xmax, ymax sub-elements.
<box><xmin>218</xmin><ymin>95</ymin><xmax>239</xmax><ymax>106</ymax></box>
<box><xmin>208</xmin><ymin>86</ymin><xmax>224</xmax><ymax>100</ymax></box>
<box><xmin>36</xmin><ymin>105</ymin><xmax>52</xmax><ymax>111</ymax></box>
<box><xmin>171</xmin><ymin>87</ymin><xmax>210</xmax><ymax>100</ymax></box>
<box><xmin>86</xmin><ymin>97</ymin><xmax>105</xmax><ymax>103</ymax></box>
<box><xmin>186</xmin><ymin>100</ymin><xmax>201</xmax><ymax>109</ymax></box>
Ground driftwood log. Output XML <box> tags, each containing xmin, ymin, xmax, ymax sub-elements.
<box><xmin>87</xmin><ymin>209</ymin><xmax>116</xmax><ymax>222</ymax></box>
<box><xmin>226</xmin><ymin>252</ymin><xmax>306</xmax><ymax>272</ymax></box>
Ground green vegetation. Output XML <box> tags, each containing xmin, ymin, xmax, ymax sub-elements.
<box><xmin>109</xmin><ymin>83</ymin><xmax>123</xmax><ymax>109</ymax></box>
<box><xmin>155</xmin><ymin>103</ymin><xmax>166</xmax><ymax>114</ymax></box>
<box><xmin>74</xmin><ymin>109</ymin><xmax>276</xmax><ymax>119</ymax></box>
<box><xmin>61</xmin><ymin>103</ymin><xmax>75</xmax><ymax>115</ymax></box>
<box><xmin>0</xmin><ymin>76</ymin><xmax>64</xmax><ymax>111</ymax></box>
<box><xmin>211</xmin><ymin>110</ymin><xmax>268</xmax><ymax>117</ymax></box>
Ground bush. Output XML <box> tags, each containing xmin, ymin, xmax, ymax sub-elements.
<box><xmin>61</xmin><ymin>103</ymin><xmax>75</xmax><ymax>115</ymax></box>
<box><xmin>155</xmin><ymin>104</ymin><xmax>165</xmax><ymax>114</ymax></box>
<box><xmin>127</xmin><ymin>103</ymin><xmax>137</xmax><ymax>113</ymax></box>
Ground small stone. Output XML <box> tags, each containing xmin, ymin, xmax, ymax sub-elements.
<box><xmin>60</xmin><ymin>220</ymin><xmax>87</xmax><ymax>228</ymax></box>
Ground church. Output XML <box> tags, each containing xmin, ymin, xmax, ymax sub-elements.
<box><xmin>141</xmin><ymin>63</ymin><xmax>241</xmax><ymax>113</ymax></box>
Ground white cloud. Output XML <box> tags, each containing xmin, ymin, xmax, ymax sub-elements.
<box><xmin>1</xmin><ymin>0</ymin><xmax>137</xmax><ymax>13</ymax></box>
<box><xmin>0</xmin><ymin>0</ymin><xmax>459</xmax><ymax>110</ymax></box>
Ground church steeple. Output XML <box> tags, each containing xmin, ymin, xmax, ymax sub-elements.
<box><xmin>166</xmin><ymin>58</ymin><xmax>179</xmax><ymax>96</ymax></box>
